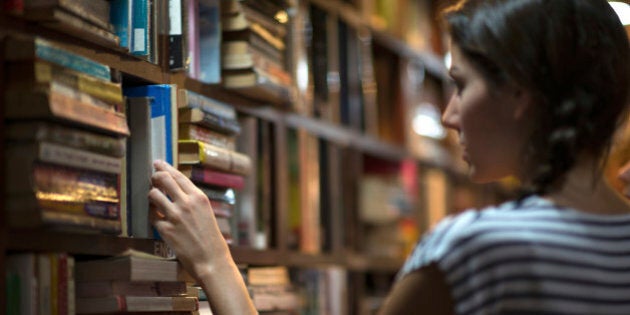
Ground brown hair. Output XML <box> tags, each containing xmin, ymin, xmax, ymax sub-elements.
<box><xmin>443</xmin><ymin>0</ymin><xmax>630</xmax><ymax>195</ymax></box>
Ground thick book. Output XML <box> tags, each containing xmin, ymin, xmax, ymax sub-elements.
<box><xmin>75</xmin><ymin>253</ymin><xmax>183</xmax><ymax>282</ymax></box>
<box><xmin>4</xmin><ymin>35</ymin><xmax>112</xmax><ymax>81</ymax></box>
<box><xmin>76</xmin><ymin>295</ymin><xmax>199</xmax><ymax>313</ymax></box>
<box><xmin>7</xmin><ymin>161</ymin><xmax>119</xmax><ymax>203</ymax></box>
<box><xmin>23</xmin><ymin>8</ymin><xmax>120</xmax><ymax>48</ymax></box>
<box><xmin>131</xmin><ymin>0</ymin><xmax>149</xmax><ymax>56</ymax></box>
<box><xmin>221</xmin><ymin>68</ymin><xmax>293</xmax><ymax>106</ymax></box>
<box><xmin>179</xmin><ymin>123</ymin><xmax>237</xmax><ymax>150</ymax></box>
<box><xmin>126</xmin><ymin>97</ymin><xmax>153</xmax><ymax>238</ymax></box>
<box><xmin>7</xmin><ymin>141</ymin><xmax>123</xmax><ymax>174</ymax></box>
<box><xmin>178</xmin><ymin>107</ymin><xmax>241</xmax><ymax>135</ymax></box>
<box><xmin>6</xmin><ymin>121</ymin><xmax>126</xmax><ymax>157</ymax></box>
<box><xmin>178</xmin><ymin>165</ymin><xmax>245</xmax><ymax>190</ymax></box>
<box><xmin>178</xmin><ymin>89</ymin><xmax>236</xmax><ymax>120</ymax></box>
<box><xmin>124</xmin><ymin>84</ymin><xmax>178</xmax><ymax>165</ymax></box>
<box><xmin>76</xmin><ymin>280</ymin><xmax>187</xmax><ymax>298</ymax></box>
<box><xmin>6</xmin><ymin>205</ymin><xmax>122</xmax><ymax>234</ymax></box>
<box><xmin>5</xmin><ymin>88</ymin><xmax>130</xmax><ymax>136</ymax></box>
<box><xmin>7</xmin><ymin>60</ymin><xmax>123</xmax><ymax>106</ymax></box>
<box><xmin>168</xmin><ymin>0</ymin><xmax>185</xmax><ymax>70</ymax></box>
<box><xmin>24</xmin><ymin>0</ymin><xmax>113</xmax><ymax>31</ymax></box>
<box><xmin>109</xmin><ymin>0</ymin><xmax>133</xmax><ymax>49</ymax></box>
<box><xmin>178</xmin><ymin>140</ymin><xmax>252</xmax><ymax>176</ymax></box>
<box><xmin>198</xmin><ymin>0</ymin><xmax>221</xmax><ymax>84</ymax></box>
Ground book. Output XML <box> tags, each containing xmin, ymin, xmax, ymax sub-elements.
<box><xmin>178</xmin><ymin>89</ymin><xmax>236</xmax><ymax>120</ymax></box>
<box><xmin>6</xmin><ymin>121</ymin><xmax>126</xmax><ymax>157</ymax></box>
<box><xmin>5</xmin><ymin>205</ymin><xmax>122</xmax><ymax>234</ymax></box>
<box><xmin>24</xmin><ymin>0</ymin><xmax>113</xmax><ymax>31</ymax></box>
<box><xmin>109</xmin><ymin>0</ymin><xmax>133</xmax><ymax>49</ymax></box>
<box><xmin>7</xmin><ymin>60</ymin><xmax>123</xmax><ymax>105</ymax></box>
<box><xmin>4</xmin><ymin>35</ymin><xmax>112</xmax><ymax>81</ymax></box>
<box><xmin>76</xmin><ymin>295</ymin><xmax>199</xmax><ymax>313</ymax></box>
<box><xmin>5</xmin><ymin>88</ymin><xmax>130</xmax><ymax>136</ymax></box>
<box><xmin>221</xmin><ymin>68</ymin><xmax>292</xmax><ymax>106</ymax></box>
<box><xmin>6</xmin><ymin>141</ymin><xmax>124</xmax><ymax>174</ymax></box>
<box><xmin>76</xmin><ymin>281</ymin><xmax>188</xmax><ymax>298</ymax></box>
<box><xmin>124</xmin><ymin>84</ymin><xmax>178</xmax><ymax>165</ymax></box>
<box><xmin>131</xmin><ymin>0</ymin><xmax>149</xmax><ymax>56</ymax></box>
<box><xmin>6</xmin><ymin>254</ymin><xmax>37</xmax><ymax>315</ymax></box>
<box><xmin>178</xmin><ymin>165</ymin><xmax>245</xmax><ymax>190</ymax></box>
<box><xmin>178</xmin><ymin>140</ymin><xmax>252</xmax><ymax>176</ymax></box>
<box><xmin>179</xmin><ymin>123</ymin><xmax>237</xmax><ymax>150</ymax></box>
<box><xmin>234</xmin><ymin>115</ymin><xmax>258</xmax><ymax>247</ymax></box>
<box><xmin>198</xmin><ymin>0</ymin><xmax>221</xmax><ymax>84</ymax></box>
<box><xmin>75</xmin><ymin>252</ymin><xmax>183</xmax><ymax>283</ymax></box>
<box><xmin>178</xmin><ymin>107</ymin><xmax>241</xmax><ymax>135</ymax></box>
<box><xmin>126</xmin><ymin>97</ymin><xmax>153</xmax><ymax>238</ymax></box>
<box><xmin>168</xmin><ymin>0</ymin><xmax>185</xmax><ymax>70</ymax></box>
<box><xmin>23</xmin><ymin>8</ymin><xmax>120</xmax><ymax>48</ymax></box>
<box><xmin>7</xmin><ymin>161</ymin><xmax>119</xmax><ymax>201</ymax></box>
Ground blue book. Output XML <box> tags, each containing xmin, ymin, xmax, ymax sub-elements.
<box><xmin>123</xmin><ymin>84</ymin><xmax>178</xmax><ymax>166</ymax></box>
<box><xmin>124</xmin><ymin>85</ymin><xmax>178</xmax><ymax>243</ymax></box>
<box><xmin>6</xmin><ymin>36</ymin><xmax>111</xmax><ymax>81</ymax></box>
<box><xmin>198</xmin><ymin>0</ymin><xmax>221</xmax><ymax>84</ymax></box>
<box><xmin>110</xmin><ymin>0</ymin><xmax>132</xmax><ymax>49</ymax></box>
<box><xmin>131</xmin><ymin>0</ymin><xmax>149</xmax><ymax>56</ymax></box>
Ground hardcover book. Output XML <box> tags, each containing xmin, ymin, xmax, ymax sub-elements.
<box><xmin>178</xmin><ymin>139</ymin><xmax>252</xmax><ymax>175</ymax></box>
<box><xmin>76</xmin><ymin>295</ymin><xmax>199</xmax><ymax>313</ymax></box>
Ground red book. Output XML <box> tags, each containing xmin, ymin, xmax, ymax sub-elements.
<box><xmin>178</xmin><ymin>165</ymin><xmax>245</xmax><ymax>190</ymax></box>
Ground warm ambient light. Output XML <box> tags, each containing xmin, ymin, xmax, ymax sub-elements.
<box><xmin>610</xmin><ymin>1</ymin><xmax>630</xmax><ymax>25</ymax></box>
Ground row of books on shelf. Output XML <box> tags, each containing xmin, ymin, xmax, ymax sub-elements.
<box><xmin>6</xmin><ymin>250</ymin><xmax>347</xmax><ymax>314</ymax></box>
<box><xmin>2</xmin><ymin>34</ymin><xmax>259</xmax><ymax>247</ymax></box>
<box><xmin>2</xmin><ymin>0</ymin><xmax>296</xmax><ymax>107</ymax></box>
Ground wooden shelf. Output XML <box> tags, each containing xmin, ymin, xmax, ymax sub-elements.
<box><xmin>7</xmin><ymin>230</ymin><xmax>156</xmax><ymax>256</ymax></box>
<box><xmin>0</xmin><ymin>13</ymin><xmax>167</xmax><ymax>84</ymax></box>
<box><xmin>307</xmin><ymin>0</ymin><xmax>448</xmax><ymax>80</ymax></box>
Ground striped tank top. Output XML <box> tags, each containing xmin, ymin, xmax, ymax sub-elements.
<box><xmin>398</xmin><ymin>195</ymin><xmax>630</xmax><ymax>315</ymax></box>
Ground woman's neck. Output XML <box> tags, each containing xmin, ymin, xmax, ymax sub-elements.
<box><xmin>544</xmin><ymin>158</ymin><xmax>630</xmax><ymax>215</ymax></box>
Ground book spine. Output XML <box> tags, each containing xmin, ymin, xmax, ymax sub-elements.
<box><xmin>7</xmin><ymin>208</ymin><xmax>121</xmax><ymax>233</ymax></box>
<box><xmin>197</xmin><ymin>0</ymin><xmax>221</xmax><ymax>84</ymax></box>
<box><xmin>7</xmin><ymin>123</ymin><xmax>126</xmax><ymax>158</ymax></box>
<box><xmin>41</xmin><ymin>141</ymin><xmax>123</xmax><ymax>174</ymax></box>
<box><xmin>123</xmin><ymin>85</ymin><xmax>177</xmax><ymax>165</ymax></box>
<box><xmin>180</xmin><ymin>140</ymin><xmax>252</xmax><ymax>175</ymax></box>
<box><xmin>184</xmin><ymin>109</ymin><xmax>241</xmax><ymax>135</ymax></box>
<box><xmin>6</xmin><ymin>90</ymin><xmax>130</xmax><ymax>136</ymax></box>
<box><xmin>131</xmin><ymin>0</ymin><xmax>149</xmax><ymax>55</ymax></box>
<box><xmin>188</xmin><ymin>167</ymin><xmax>245</xmax><ymax>190</ymax></box>
<box><xmin>56</xmin><ymin>253</ymin><xmax>68</xmax><ymax>315</ymax></box>
<box><xmin>33</xmin><ymin>38</ymin><xmax>111</xmax><ymax>81</ymax></box>
<box><xmin>179</xmin><ymin>89</ymin><xmax>236</xmax><ymax>119</ymax></box>
<box><xmin>26</xmin><ymin>0</ymin><xmax>113</xmax><ymax>31</ymax></box>
<box><xmin>110</xmin><ymin>0</ymin><xmax>132</xmax><ymax>49</ymax></box>
<box><xmin>168</xmin><ymin>0</ymin><xmax>185</xmax><ymax>70</ymax></box>
<box><xmin>7</xmin><ymin>161</ymin><xmax>120</xmax><ymax>200</ymax></box>
<box><xmin>178</xmin><ymin>123</ymin><xmax>236</xmax><ymax>150</ymax></box>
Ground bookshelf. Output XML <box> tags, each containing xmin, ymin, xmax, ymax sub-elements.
<box><xmin>0</xmin><ymin>0</ymin><xmax>509</xmax><ymax>313</ymax></box>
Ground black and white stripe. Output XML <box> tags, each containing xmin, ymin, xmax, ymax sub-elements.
<box><xmin>398</xmin><ymin>196</ymin><xmax>630</xmax><ymax>315</ymax></box>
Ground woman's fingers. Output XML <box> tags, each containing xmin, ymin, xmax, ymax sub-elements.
<box><xmin>153</xmin><ymin>160</ymin><xmax>199</xmax><ymax>195</ymax></box>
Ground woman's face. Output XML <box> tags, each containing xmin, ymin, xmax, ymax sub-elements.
<box><xmin>442</xmin><ymin>44</ymin><xmax>534</xmax><ymax>183</ymax></box>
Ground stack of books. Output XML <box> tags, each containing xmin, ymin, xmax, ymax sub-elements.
<box><xmin>74</xmin><ymin>250</ymin><xmax>199</xmax><ymax>314</ymax></box>
<box><xmin>13</xmin><ymin>0</ymin><xmax>120</xmax><ymax>49</ymax></box>
<box><xmin>4</xmin><ymin>35</ymin><xmax>129</xmax><ymax>235</ymax></box>
<box><xmin>177</xmin><ymin>89</ymin><xmax>251</xmax><ymax>244</ymax></box>
<box><xmin>220</xmin><ymin>0</ymin><xmax>293</xmax><ymax>106</ymax></box>
<box><xmin>247</xmin><ymin>266</ymin><xmax>300</xmax><ymax>313</ymax></box>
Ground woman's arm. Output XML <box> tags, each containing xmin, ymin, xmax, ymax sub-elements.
<box><xmin>378</xmin><ymin>263</ymin><xmax>454</xmax><ymax>315</ymax></box>
<box><xmin>148</xmin><ymin>160</ymin><xmax>257</xmax><ymax>315</ymax></box>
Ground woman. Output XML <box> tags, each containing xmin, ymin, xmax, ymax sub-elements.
<box><xmin>148</xmin><ymin>0</ymin><xmax>630</xmax><ymax>314</ymax></box>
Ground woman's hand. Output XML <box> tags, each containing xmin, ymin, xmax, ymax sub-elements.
<box><xmin>148</xmin><ymin>160</ymin><xmax>230</xmax><ymax>281</ymax></box>
<box><xmin>148</xmin><ymin>160</ymin><xmax>257</xmax><ymax>314</ymax></box>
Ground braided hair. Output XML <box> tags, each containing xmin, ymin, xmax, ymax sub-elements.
<box><xmin>442</xmin><ymin>0</ymin><xmax>630</xmax><ymax>196</ymax></box>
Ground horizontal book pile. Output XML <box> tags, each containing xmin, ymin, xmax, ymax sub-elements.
<box><xmin>74</xmin><ymin>250</ymin><xmax>200</xmax><ymax>314</ymax></box>
<box><xmin>4</xmin><ymin>35</ymin><xmax>129</xmax><ymax>234</ymax></box>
